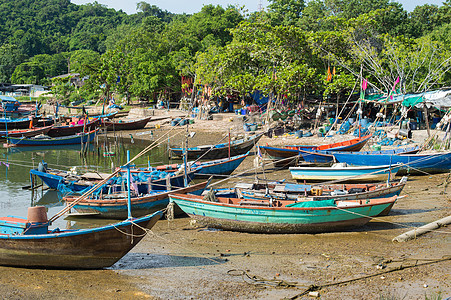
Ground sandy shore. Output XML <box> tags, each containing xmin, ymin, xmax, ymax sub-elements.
<box><xmin>0</xmin><ymin>110</ymin><xmax>449</xmax><ymax>299</ymax></box>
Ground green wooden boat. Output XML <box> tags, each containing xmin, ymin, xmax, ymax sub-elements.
<box><xmin>169</xmin><ymin>193</ymin><xmax>397</xmax><ymax>234</ymax></box>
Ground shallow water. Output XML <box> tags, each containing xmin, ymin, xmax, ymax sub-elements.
<box><xmin>0</xmin><ymin>136</ymin><xmax>174</xmax><ymax>229</ymax></box>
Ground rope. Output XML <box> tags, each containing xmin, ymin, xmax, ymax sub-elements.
<box><xmin>287</xmin><ymin>255</ymin><xmax>451</xmax><ymax>299</ymax></box>
<box><xmin>112</xmin><ymin>223</ymin><xmax>147</xmax><ymax>238</ymax></box>
<box><xmin>49</xmin><ymin>119</ymin><xmax>187</xmax><ymax>222</ymax></box>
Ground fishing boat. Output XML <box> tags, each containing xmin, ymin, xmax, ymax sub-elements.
<box><xmin>156</xmin><ymin>152</ymin><xmax>249</xmax><ymax>177</ymax></box>
<box><xmin>63</xmin><ymin>180</ymin><xmax>210</xmax><ymax>219</ymax></box>
<box><xmin>0</xmin><ymin>207</ymin><xmax>162</xmax><ymax>269</ymax></box>
<box><xmin>213</xmin><ymin>177</ymin><xmax>407</xmax><ymax>216</ymax></box>
<box><xmin>170</xmin><ymin>133</ymin><xmax>263</xmax><ymax>159</ymax></box>
<box><xmin>0</xmin><ymin>96</ymin><xmax>38</xmax><ymax>117</ymax></box>
<box><xmin>103</xmin><ymin>116</ymin><xmax>152</xmax><ymax>131</ymax></box>
<box><xmin>0</xmin><ymin>125</ymin><xmax>53</xmax><ymax>138</ymax></box>
<box><xmin>169</xmin><ymin>193</ymin><xmax>398</xmax><ymax>234</ymax></box>
<box><xmin>46</xmin><ymin>118</ymin><xmax>101</xmax><ymax>137</ymax></box>
<box><xmin>331</xmin><ymin>150</ymin><xmax>451</xmax><ymax>175</ymax></box>
<box><xmin>0</xmin><ymin>116</ymin><xmax>38</xmax><ymax>130</ymax></box>
<box><xmin>4</xmin><ymin>129</ymin><xmax>98</xmax><ymax>147</ymax></box>
<box><xmin>289</xmin><ymin>163</ymin><xmax>401</xmax><ymax>182</ymax></box>
<box><xmin>30</xmin><ymin>163</ymin><xmax>198</xmax><ymax>194</ymax></box>
<box><xmin>259</xmin><ymin>134</ymin><xmax>372</xmax><ymax>166</ymax></box>
<box><xmin>300</xmin><ymin>146</ymin><xmax>420</xmax><ymax>164</ymax></box>
<box><xmin>223</xmin><ymin>177</ymin><xmax>407</xmax><ymax>202</ymax></box>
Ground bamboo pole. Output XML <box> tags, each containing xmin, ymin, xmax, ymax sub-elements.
<box><xmin>49</xmin><ymin>125</ymin><xmax>185</xmax><ymax>223</ymax></box>
<box><xmin>392</xmin><ymin>216</ymin><xmax>451</xmax><ymax>242</ymax></box>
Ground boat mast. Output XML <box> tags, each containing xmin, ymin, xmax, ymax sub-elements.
<box><xmin>126</xmin><ymin>150</ymin><xmax>132</xmax><ymax>219</ymax></box>
<box><xmin>184</xmin><ymin>122</ymin><xmax>188</xmax><ymax>187</ymax></box>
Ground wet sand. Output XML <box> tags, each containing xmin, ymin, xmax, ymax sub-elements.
<box><xmin>1</xmin><ymin>115</ymin><xmax>450</xmax><ymax>299</ymax></box>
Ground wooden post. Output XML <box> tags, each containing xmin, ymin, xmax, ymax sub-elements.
<box><xmin>228</xmin><ymin>129</ymin><xmax>231</xmax><ymax>159</ymax></box>
<box><xmin>423</xmin><ymin>104</ymin><xmax>431</xmax><ymax>137</ymax></box>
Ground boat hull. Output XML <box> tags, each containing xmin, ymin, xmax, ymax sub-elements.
<box><xmin>301</xmin><ymin>147</ymin><xmax>420</xmax><ymax>164</ymax></box>
<box><xmin>0</xmin><ymin>212</ymin><xmax>162</xmax><ymax>269</ymax></box>
<box><xmin>170</xmin><ymin>194</ymin><xmax>396</xmax><ymax>234</ymax></box>
<box><xmin>289</xmin><ymin>165</ymin><xmax>400</xmax><ymax>182</ymax></box>
<box><xmin>259</xmin><ymin>135</ymin><xmax>372</xmax><ymax>166</ymax></box>
<box><xmin>103</xmin><ymin>116</ymin><xmax>151</xmax><ymax>131</ymax></box>
<box><xmin>258</xmin><ymin>146</ymin><xmax>304</xmax><ymax>167</ymax></box>
<box><xmin>5</xmin><ymin>129</ymin><xmax>97</xmax><ymax>147</ymax></box>
<box><xmin>194</xmin><ymin>153</ymin><xmax>248</xmax><ymax>176</ymax></box>
<box><xmin>239</xmin><ymin>180</ymin><xmax>406</xmax><ymax>216</ymax></box>
<box><xmin>0</xmin><ymin>117</ymin><xmax>37</xmax><ymax>130</ymax></box>
<box><xmin>0</xmin><ymin>125</ymin><xmax>53</xmax><ymax>138</ymax></box>
<box><xmin>170</xmin><ymin>134</ymin><xmax>262</xmax><ymax>160</ymax></box>
<box><xmin>65</xmin><ymin>180</ymin><xmax>210</xmax><ymax>219</ymax></box>
<box><xmin>332</xmin><ymin>151</ymin><xmax>451</xmax><ymax>175</ymax></box>
<box><xmin>31</xmin><ymin>168</ymin><xmax>197</xmax><ymax>194</ymax></box>
<box><xmin>47</xmin><ymin>118</ymin><xmax>101</xmax><ymax>137</ymax></box>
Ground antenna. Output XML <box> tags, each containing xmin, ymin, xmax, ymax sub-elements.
<box><xmin>258</xmin><ymin>0</ymin><xmax>263</xmax><ymax>11</ymax></box>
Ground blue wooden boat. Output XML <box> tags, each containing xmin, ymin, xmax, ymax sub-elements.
<box><xmin>170</xmin><ymin>133</ymin><xmax>262</xmax><ymax>159</ymax></box>
<box><xmin>0</xmin><ymin>208</ymin><xmax>162</xmax><ymax>269</ymax></box>
<box><xmin>0</xmin><ymin>116</ymin><xmax>38</xmax><ymax>130</ymax></box>
<box><xmin>169</xmin><ymin>193</ymin><xmax>398</xmax><ymax>233</ymax></box>
<box><xmin>4</xmin><ymin>129</ymin><xmax>98</xmax><ymax>147</ymax></box>
<box><xmin>300</xmin><ymin>146</ymin><xmax>420</xmax><ymax>164</ymax></box>
<box><xmin>0</xmin><ymin>96</ymin><xmax>38</xmax><ymax>117</ymax></box>
<box><xmin>289</xmin><ymin>163</ymin><xmax>401</xmax><ymax>182</ymax></box>
<box><xmin>331</xmin><ymin>150</ymin><xmax>451</xmax><ymax>175</ymax></box>
<box><xmin>156</xmin><ymin>152</ymin><xmax>249</xmax><ymax>177</ymax></box>
<box><xmin>259</xmin><ymin>134</ymin><xmax>372</xmax><ymax>166</ymax></box>
<box><xmin>63</xmin><ymin>180</ymin><xmax>210</xmax><ymax>219</ymax></box>
<box><xmin>30</xmin><ymin>165</ymin><xmax>197</xmax><ymax>194</ymax></box>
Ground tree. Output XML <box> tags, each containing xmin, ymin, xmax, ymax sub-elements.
<box><xmin>0</xmin><ymin>43</ymin><xmax>26</xmax><ymax>82</ymax></box>
<box><xmin>267</xmin><ymin>0</ymin><xmax>305</xmax><ymax>26</ymax></box>
<box><xmin>51</xmin><ymin>75</ymin><xmax>77</xmax><ymax>105</ymax></box>
<box><xmin>195</xmin><ymin>21</ymin><xmax>319</xmax><ymax>100</ymax></box>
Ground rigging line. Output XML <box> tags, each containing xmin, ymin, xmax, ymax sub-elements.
<box><xmin>288</xmin><ymin>256</ymin><xmax>451</xmax><ymax>300</ymax></box>
<box><xmin>187</xmin><ymin>134</ymin><xmax>234</xmax><ymax>165</ymax></box>
<box><xmin>324</xmin><ymin>78</ymin><xmax>358</xmax><ymax>138</ymax></box>
<box><xmin>330</xmin><ymin>200</ymin><xmax>451</xmax><ymax>234</ymax></box>
<box><xmin>49</xmin><ymin>115</ymin><xmax>190</xmax><ymax>222</ymax></box>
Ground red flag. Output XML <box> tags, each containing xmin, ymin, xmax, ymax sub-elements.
<box><xmin>393</xmin><ymin>76</ymin><xmax>400</xmax><ymax>88</ymax></box>
<box><xmin>390</xmin><ymin>76</ymin><xmax>400</xmax><ymax>100</ymax></box>
<box><xmin>326</xmin><ymin>67</ymin><xmax>332</xmax><ymax>82</ymax></box>
<box><xmin>362</xmin><ymin>78</ymin><xmax>367</xmax><ymax>91</ymax></box>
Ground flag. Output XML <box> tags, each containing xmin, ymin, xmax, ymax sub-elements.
<box><xmin>362</xmin><ymin>78</ymin><xmax>368</xmax><ymax>91</ymax></box>
<box><xmin>326</xmin><ymin>67</ymin><xmax>332</xmax><ymax>82</ymax></box>
<box><xmin>332</xmin><ymin>66</ymin><xmax>336</xmax><ymax>76</ymax></box>
<box><xmin>390</xmin><ymin>76</ymin><xmax>400</xmax><ymax>100</ymax></box>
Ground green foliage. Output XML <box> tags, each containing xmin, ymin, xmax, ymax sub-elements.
<box><xmin>0</xmin><ymin>43</ymin><xmax>26</xmax><ymax>82</ymax></box>
<box><xmin>0</xmin><ymin>0</ymin><xmax>449</xmax><ymax>104</ymax></box>
<box><xmin>50</xmin><ymin>75</ymin><xmax>76</xmax><ymax>103</ymax></box>
<box><xmin>268</xmin><ymin>0</ymin><xmax>305</xmax><ymax>26</ymax></box>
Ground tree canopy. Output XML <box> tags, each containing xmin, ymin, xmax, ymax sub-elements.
<box><xmin>0</xmin><ymin>0</ymin><xmax>449</xmax><ymax>103</ymax></box>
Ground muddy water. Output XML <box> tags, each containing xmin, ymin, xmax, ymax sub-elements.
<box><xmin>0</xmin><ymin>132</ymin><xmax>450</xmax><ymax>299</ymax></box>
